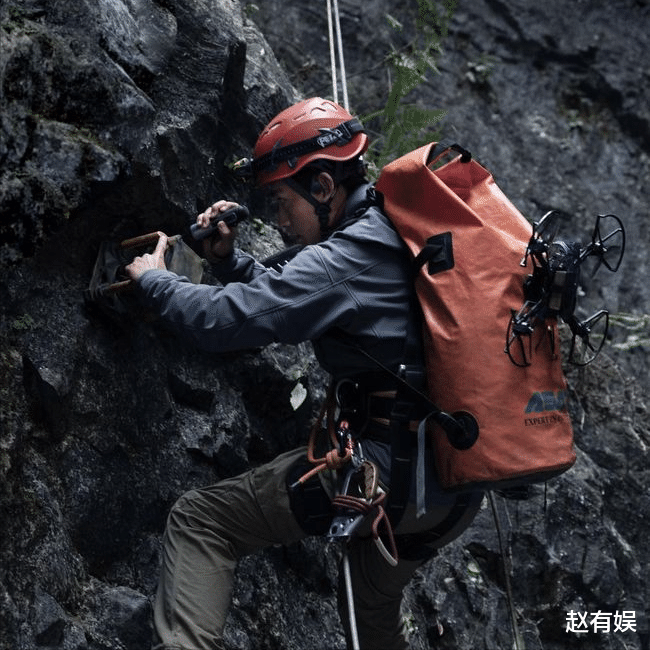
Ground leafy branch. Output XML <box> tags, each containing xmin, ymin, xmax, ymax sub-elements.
<box><xmin>362</xmin><ymin>0</ymin><xmax>457</xmax><ymax>175</ymax></box>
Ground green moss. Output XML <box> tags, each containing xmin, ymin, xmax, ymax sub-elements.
<box><xmin>11</xmin><ymin>313</ymin><xmax>36</xmax><ymax>331</ymax></box>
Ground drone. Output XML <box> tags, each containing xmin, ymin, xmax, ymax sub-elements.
<box><xmin>506</xmin><ymin>211</ymin><xmax>626</xmax><ymax>367</ymax></box>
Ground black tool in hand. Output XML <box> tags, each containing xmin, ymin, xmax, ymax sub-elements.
<box><xmin>189</xmin><ymin>205</ymin><xmax>250</xmax><ymax>241</ymax></box>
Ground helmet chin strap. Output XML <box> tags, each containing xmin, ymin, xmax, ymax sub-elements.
<box><xmin>285</xmin><ymin>177</ymin><xmax>332</xmax><ymax>237</ymax></box>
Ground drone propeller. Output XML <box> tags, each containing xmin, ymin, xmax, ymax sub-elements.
<box><xmin>520</xmin><ymin>210</ymin><xmax>560</xmax><ymax>267</ymax></box>
<box><xmin>566</xmin><ymin>310</ymin><xmax>609</xmax><ymax>366</ymax></box>
<box><xmin>535</xmin><ymin>210</ymin><xmax>561</xmax><ymax>244</ymax></box>
<box><xmin>506</xmin><ymin>305</ymin><xmax>534</xmax><ymax>367</ymax></box>
<box><xmin>581</xmin><ymin>214</ymin><xmax>626</xmax><ymax>278</ymax></box>
<box><xmin>505</xmin><ymin>300</ymin><xmax>553</xmax><ymax>367</ymax></box>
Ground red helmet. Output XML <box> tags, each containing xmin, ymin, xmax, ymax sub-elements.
<box><xmin>251</xmin><ymin>97</ymin><xmax>369</xmax><ymax>186</ymax></box>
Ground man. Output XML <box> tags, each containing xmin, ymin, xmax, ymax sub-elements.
<box><xmin>127</xmin><ymin>97</ymin><xmax>482</xmax><ymax>650</ymax></box>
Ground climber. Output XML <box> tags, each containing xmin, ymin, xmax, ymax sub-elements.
<box><xmin>126</xmin><ymin>97</ymin><xmax>483</xmax><ymax>650</ymax></box>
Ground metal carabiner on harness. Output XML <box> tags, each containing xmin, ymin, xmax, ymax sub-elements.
<box><xmin>328</xmin><ymin>461</ymin><xmax>370</xmax><ymax>540</ymax></box>
<box><xmin>328</xmin><ymin>459</ymin><xmax>399</xmax><ymax>567</ymax></box>
<box><xmin>334</xmin><ymin>378</ymin><xmax>362</xmax><ymax>421</ymax></box>
<box><xmin>327</xmin><ymin>420</ymin><xmax>365</xmax><ymax>538</ymax></box>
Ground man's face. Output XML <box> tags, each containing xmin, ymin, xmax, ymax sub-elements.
<box><xmin>268</xmin><ymin>182</ymin><xmax>321</xmax><ymax>246</ymax></box>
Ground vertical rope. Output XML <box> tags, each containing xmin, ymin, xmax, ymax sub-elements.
<box><xmin>331</xmin><ymin>0</ymin><xmax>349</xmax><ymax>110</ymax></box>
<box><xmin>488</xmin><ymin>491</ymin><xmax>525</xmax><ymax>650</ymax></box>
<box><xmin>326</xmin><ymin>0</ymin><xmax>349</xmax><ymax>110</ymax></box>
<box><xmin>326</xmin><ymin>0</ymin><xmax>338</xmax><ymax>103</ymax></box>
<box><xmin>326</xmin><ymin>5</ymin><xmax>355</xmax><ymax>638</ymax></box>
<box><xmin>343</xmin><ymin>545</ymin><xmax>360</xmax><ymax>650</ymax></box>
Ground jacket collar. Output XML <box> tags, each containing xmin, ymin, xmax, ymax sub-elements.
<box><xmin>327</xmin><ymin>182</ymin><xmax>378</xmax><ymax>236</ymax></box>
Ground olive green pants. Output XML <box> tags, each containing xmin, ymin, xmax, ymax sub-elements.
<box><xmin>152</xmin><ymin>447</ymin><xmax>480</xmax><ymax>650</ymax></box>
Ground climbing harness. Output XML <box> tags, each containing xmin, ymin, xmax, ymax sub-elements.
<box><xmin>329</xmin><ymin>450</ymin><xmax>399</xmax><ymax>568</ymax></box>
<box><xmin>292</xmin><ymin>383</ymin><xmax>399</xmax><ymax>566</ymax></box>
<box><xmin>291</xmin><ymin>380</ymin><xmax>400</xmax><ymax>650</ymax></box>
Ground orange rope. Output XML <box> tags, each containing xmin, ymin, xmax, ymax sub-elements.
<box><xmin>296</xmin><ymin>381</ymin><xmax>399</xmax><ymax>564</ymax></box>
<box><xmin>294</xmin><ymin>381</ymin><xmax>354</xmax><ymax>486</ymax></box>
<box><xmin>332</xmin><ymin>491</ymin><xmax>399</xmax><ymax>565</ymax></box>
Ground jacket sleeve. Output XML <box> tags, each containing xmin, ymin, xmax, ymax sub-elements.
<box><xmin>208</xmin><ymin>249</ymin><xmax>267</xmax><ymax>285</ymax></box>
<box><xmin>135</xmin><ymin>233</ymin><xmax>395</xmax><ymax>354</ymax></box>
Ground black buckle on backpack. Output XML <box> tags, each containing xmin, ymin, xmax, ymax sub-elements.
<box><xmin>414</xmin><ymin>232</ymin><xmax>454</xmax><ymax>276</ymax></box>
<box><xmin>396</xmin><ymin>363</ymin><xmax>426</xmax><ymax>396</ymax></box>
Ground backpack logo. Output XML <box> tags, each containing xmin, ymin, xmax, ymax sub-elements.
<box><xmin>524</xmin><ymin>390</ymin><xmax>568</xmax><ymax>426</ymax></box>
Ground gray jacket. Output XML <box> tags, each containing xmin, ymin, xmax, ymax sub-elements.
<box><xmin>137</xmin><ymin>185</ymin><xmax>420</xmax><ymax>381</ymax></box>
<box><xmin>137</xmin><ymin>186</ymin><xmax>470</xmax><ymax>513</ymax></box>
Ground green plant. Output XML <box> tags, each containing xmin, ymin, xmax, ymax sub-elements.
<box><xmin>252</xmin><ymin>217</ymin><xmax>266</xmax><ymax>234</ymax></box>
<box><xmin>610</xmin><ymin>313</ymin><xmax>650</xmax><ymax>351</ymax></box>
<box><xmin>362</xmin><ymin>0</ymin><xmax>457</xmax><ymax>176</ymax></box>
<box><xmin>244</xmin><ymin>3</ymin><xmax>260</xmax><ymax>19</ymax></box>
<box><xmin>11</xmin><ymin>313</ymin><xmax>36</xmax><ymax>331</ymax></box>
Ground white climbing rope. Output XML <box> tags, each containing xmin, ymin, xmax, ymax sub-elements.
<box><xmin>326</xmin><ymin>0</ymin><xmax>349</xmax><ymax>110</ymax></box>
<box><xmin>326</xmin><ymin>0</ymin><xmax>338</xmax><ymax>104</ymax></box>
<box><xmin>342</xmin><ymin>544</ymin><xmax>360</xmax><ymax>650</ymax></box>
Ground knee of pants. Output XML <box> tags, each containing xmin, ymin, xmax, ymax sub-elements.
<box><xmin>164</xmin><ymin>488</ymin><xmax>220</xmax><ymax>539</ymax></box>
<box><xmin>285</xmin><ymin>460</ymin><xmax>333</xmax><ymax>536</ymax></box>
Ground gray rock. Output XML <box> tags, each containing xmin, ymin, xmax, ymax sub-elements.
<box><xmin>0</xmin><ymin>1</ymin><xmax>648</xmax><ymax>649</ymax></box>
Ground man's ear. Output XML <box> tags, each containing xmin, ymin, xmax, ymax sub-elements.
<box><xmin>311</xmin><ymin>172</ymin><xmax>336</xmax><ymax>201</ymax></box>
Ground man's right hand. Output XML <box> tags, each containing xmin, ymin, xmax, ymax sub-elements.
<box><xmin>196</xmin><ymin>200</ymin><xmax>240</xmax><ymax>263</ymax></box>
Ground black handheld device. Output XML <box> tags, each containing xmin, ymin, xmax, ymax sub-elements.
<box><xmin>189</xmin><ymin>205</ymin><xmax>250</xmax><ymax>241</ymax></box>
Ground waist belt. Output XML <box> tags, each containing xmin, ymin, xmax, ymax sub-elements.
<box><xmin>367</xmin><ymin>391</ymin><xmax>421</xmax><ymax>434</ymax></box>
<box><xmin>335</xmin><ymin>379</ymin><xmax>424</xmax><ymax>441</ymax></box>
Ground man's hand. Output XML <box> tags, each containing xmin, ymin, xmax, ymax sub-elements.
<box><xmin>125</xmin><ymin>232</ymin><xmax>169</xmax><ymax>281</ymax></box>
<box><xmin>196</xmin><ymin>200</ymin><xmax>240</xmax><ymax>263</ymax></box>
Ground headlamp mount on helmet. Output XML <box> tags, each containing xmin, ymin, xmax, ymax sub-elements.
<box><xmin>252</xmin><ymin>118</ymin><xmax>365</xmax><ymax>177</ymax></box>
<box><xmin>230</xmin><ymin>157</ymin><xmax>254</xmax><ymax>180</ymax></box>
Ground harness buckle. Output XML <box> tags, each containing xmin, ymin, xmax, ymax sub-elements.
<box><xmin>335</xmin><ymin>378</ymin><xmax>364</xmax><ymax>424</ymax></box>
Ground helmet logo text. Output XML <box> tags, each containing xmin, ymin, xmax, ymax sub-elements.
<box><xmin>317</xmin><ymin>126</ymin><xmax>350</xmax><ymax>148</ymax></box>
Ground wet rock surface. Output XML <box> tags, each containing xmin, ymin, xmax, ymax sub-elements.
<box><xmin>1</xmin><ymin>0</ymin><xmax>648</xmax><ymax>648</ymax></box>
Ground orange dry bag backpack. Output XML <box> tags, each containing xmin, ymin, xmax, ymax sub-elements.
<box><xmin>375</xmin><ymin>141</ymin><xmax>576</xmax><ymax>494</ymax></box>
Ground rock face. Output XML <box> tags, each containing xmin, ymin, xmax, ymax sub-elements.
<box><xmin>0</xmin><ymin>1</ymin><xmax>648</xmax><ymax>649</ymax></box>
